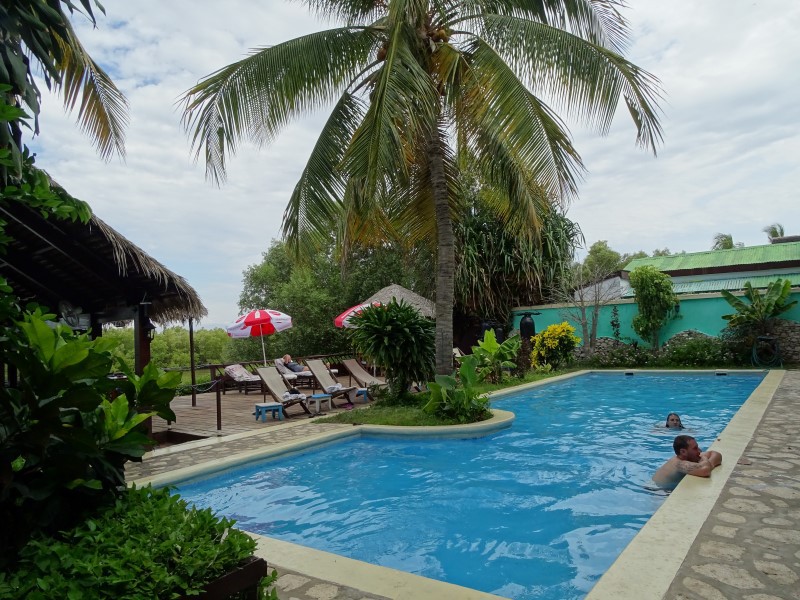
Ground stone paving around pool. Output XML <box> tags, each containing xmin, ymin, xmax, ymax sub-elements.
<box><xmin>126</xmin><ymin>370</ymin><xmax>799</xmax><ymax>600</ymax></box>
<box><xmin>663</xmin><ymin>370</ymin><xmax>800</xmax><ymax>600</ymax></box>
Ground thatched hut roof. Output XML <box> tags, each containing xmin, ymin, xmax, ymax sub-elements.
<box><xmin>0</xmin><ymin>201</ymin><xmax>206</xmax><ymax>325</ymax></box>
<box><xmin>365</xmin><ymin>284</ymin><xmax>435</xmax><ymax>318</ymax></box>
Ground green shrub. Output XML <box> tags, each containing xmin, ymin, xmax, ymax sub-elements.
<box><xmin>348</xmin><ymin>300</ymin><xmax>435</xmax><ymax>400</ymax></box>
<box><xmin>531</xmin><ymin>322</ymin><xmax>580</xmax><ymax>369</ymax></box>
<box><xmin>660</xmin><ymin>336</ymin><xmax>736</xmax><ymax>367</ymax></box>
<box><xmin>0</xmin><ymin>309</ymin><xmax>180</xmax><ymax>566</ymax></box>
<box><xmin>470</xmin><ymin>330</ymin><xmax>521</xmax><ymax>383</ymax></box>
<box><xmin>0</xmin><ymin>486</ymin><xmax>272</xmax><ymax>599</ymax></box>
<box><xmin>586</xmin><ymin>342</ymin><xmax>658</xmax><ymax>368</ymax></box>
<box><xmin>423</xmin><ymin>355</ymin><xmax>490</xmax><ymax>423</ymax></box>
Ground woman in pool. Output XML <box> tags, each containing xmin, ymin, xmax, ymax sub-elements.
<box><xmin>665</xmin><ymin>412</ymin><xmax>683</xmax><ymax>429</ymax></box>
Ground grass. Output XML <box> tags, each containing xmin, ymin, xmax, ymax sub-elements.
<box><xmin>317</xmin><ymin>367</ymin><xmax>580</xmax><ymax>427</ymax></box>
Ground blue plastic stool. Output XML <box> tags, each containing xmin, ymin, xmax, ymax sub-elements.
<box><xmin>254</xmin><ymin>402</ymin><xmax>283</xmax><ymax>421</ymax></box>
<box><xmin>309</xmin><ymin>393</ymin><xmax>332</xmax><ymax>414</ymax></box>
<box><xmin>356</xmin><ymin>388</ymin><xmax>369</xmax><ymax>403</ymax></box>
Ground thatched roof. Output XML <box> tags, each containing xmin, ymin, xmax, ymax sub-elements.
<box><xmin>365</xmin><ymin>284</ymin><xmax>435</xmax><ymax>318</ymax></box>
<box><xmin>0</xmin><ymin>201</ymin><xmax>207</xmax><ymax>325</ymax></box>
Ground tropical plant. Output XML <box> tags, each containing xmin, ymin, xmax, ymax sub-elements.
<box><xmin>180</xmin><ymin>0</ymin><xmax>663</xmax><ymax>376</ymax></box>
<box><xmin>531</xmin><ymin>321</ymin><xmax>580</xmax><ymax>369</ymax></box>
<box><xmin>711</xmin><ymin>233</ymin><xmax>743</xmax><ymax>250</ymax></box>
<box><xmin>628</xmin><ymin>265</ymin><xmax>678</xmax><ymax>348</ymax></box>
<box><xmin>470</xmin><ymin>329</ymin><xmax>521</xmax><ymax>383</ymax></box>
<box><xmin>423</xmin><ymin>355</ymin><xmax>490</xmax><ymax>423</ymax></box>
<box><xmin>0</xmin><ymin>308</ymin><xmax>180</xmax><ymax>567</ymax></box>
<box><xmin>0</xmin><ymin>0</ymin><xmax>127</xmax><ymax>183</ymax></box>
<box><xmin>0</xmin><ymin>486</ymin><xmax>277</xmax><ymax>599</ymax></box>
<box><xmin>762</xmin><ymin>223</ymin><xmax>785</xmax><ymax>241</ymax></box>
<box><xmin>720</xmin><ymin>279</ymin><xmax>798</xmax><ymax>335</ymax></box>
<box><xmin>348</xmin><ymin>300</ymin><xmax>435</xmax><ymax>399</ymax></box>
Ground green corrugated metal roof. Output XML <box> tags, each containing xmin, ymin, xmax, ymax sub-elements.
<box><xmin>620</xmin><ymin>273</ymin><xmax>800</xmax><ymax>297</ymax></box>
<box><xmin>623</xmin><ymin>242</ymin><xmax>800</xmax><ymax>272</ymax></box>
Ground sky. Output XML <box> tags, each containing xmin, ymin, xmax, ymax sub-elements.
<box><xmin>30</xmin><ymin>1</ymin><xmax>800</xmax><ymax>329</ymax></box>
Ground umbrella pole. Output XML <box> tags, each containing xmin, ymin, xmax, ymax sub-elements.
<box><xmin>260</xmin><ymin>335</ymin><xmax>267</xmax><ymax>367</ymax></box>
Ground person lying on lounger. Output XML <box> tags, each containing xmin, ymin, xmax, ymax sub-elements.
<box><xmin>652</xmin><ymin>435</ymin><xmax>722</xmax><ymax>489</ymax></box>
<box><xmin>282</xmin><ymin>354</ymin><xmax>311</xmax><ymax>373</ymax></box>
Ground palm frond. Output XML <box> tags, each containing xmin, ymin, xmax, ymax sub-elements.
<box><xmin>54</xmin><ymin>20</ymin><xmax>128</xmax><ymax>161</ymax></box>
<box><xmin>180</xmin><ymin>27</ymin><xmax>380</xmax><ymax>184</ymax></box>
<box><xmin>282</xmin><ymin>92</ymin><xmax>366</xmax><ymax>256</ymax></box>
<box><xmin>340</xmin><ymin>22</ymin><xmax>440</xmax><ymax>199</ymax></box>
<box><xmin>458</xmin><ymin>0</ymin><xmax>630</xmax><ymax>52</ymax></box>
<box><xmin>459</xmin><ymin>37</ymin><xmax>584</xmax><ymax>204</ymax></box>
<box><xmin>478</xmin><ymin>14</ymin><xmax>663</xmax><ymax>154</ymax></box>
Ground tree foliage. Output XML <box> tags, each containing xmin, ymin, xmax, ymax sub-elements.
<box><xmin>712</xmin><ymin>233</ymin><xmax>743</xmax><ymax>250</ymax></box>
<box><xmin>181</xmin><ymin>0</ymin><xmax>663</xmax><ymax>375</ymax></box>
<box><xmin>628</xmin><ymin>265</ymin><xmax>678</xmax><ymax>348</ymax></box>
<box><xmin>455</xmin><ymin>195</ymin><xmax>583</xmax><ymax>322</ymax></box>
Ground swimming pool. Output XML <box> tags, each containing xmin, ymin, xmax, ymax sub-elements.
<box><xmin>175</xmin><ymin>372</ymin><xmax>765</xmax><ymax>600</ymax></box>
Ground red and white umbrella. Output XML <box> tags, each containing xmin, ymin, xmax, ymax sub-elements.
<box><xmin>334</xmin><ymin>302</ymin><xmax>381</xmax><ymax>328</ymax></box>
<box><xmin>227</xmin><ymin>309</ymin><xmax>292</xmax><ymax>365</ymax></box>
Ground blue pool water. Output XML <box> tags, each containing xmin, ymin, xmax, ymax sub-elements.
<box><xmin>175</xmin><ymin>372</ymin><xmax>764</xmax><ymax>599</ymax></box>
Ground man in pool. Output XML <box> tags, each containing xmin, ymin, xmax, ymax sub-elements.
<box><xmin>652</xmin><ymin>435</ymin><xmax>722</xmax><ymax>488</ymax></box>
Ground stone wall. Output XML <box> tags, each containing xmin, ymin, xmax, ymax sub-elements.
<box><xmin>773</xmin><ymin>318</ymin><xmax>800</xmax><ymax>364</ymax></box>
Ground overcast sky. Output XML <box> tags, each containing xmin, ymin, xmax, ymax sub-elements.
<box><xmin>30</xmin><ymin>1</ymin><xmax>799</xmax><ymax>329</ymax></box>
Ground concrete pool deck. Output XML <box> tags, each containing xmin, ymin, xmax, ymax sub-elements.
<box><xmin>127</xmin><ymin>369</ymin><xmax>799</xmax><ymax>600</ymax></box>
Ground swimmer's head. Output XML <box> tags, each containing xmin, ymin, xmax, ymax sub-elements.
<box><xmin>665</xmin><ymin>413</ymin><xmax>683</xmax><ymax>429</ymax></box>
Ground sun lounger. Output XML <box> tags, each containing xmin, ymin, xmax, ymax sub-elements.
<box><xmin>341</xmin><ymin>359</ymin><xmax>386</xmax><ymax>399</ymax></box>
<box><xmin>305</xmin><ymin>359</ymin><xmax>363</xmax><ymax>407</ymax></box>
<box><xmin>223</xmin><ymin>363</ymin><xmax>262</xmax><ymax>394</ymax></box>
<box><xmin>274</xmin><ymin>357</ymin><xmax>316</xmax><ymax>387</ymax></box>
<box><xmin>255</xmin><ymin>366</ymin><xmax>313</xmax><ymax>417</ymax></box>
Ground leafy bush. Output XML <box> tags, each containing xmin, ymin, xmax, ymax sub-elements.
<box><xmin>348</xmin><ymin>300</ymin><xmax>435</xmax><ymax>400</ymax></box>
<box><xmin>0</xmin><ymin>308</ymin><xmax>180</xmax><ymax>567</ymax></box>
<box><xmin>659</xmin><ymin>336</ymin><xmax>736</xmax><ymax>367</ymax></box>
<box><xmin>586</xmin><ymin>342</ymin><xmax>658</xmax><ymax>368</ymax></box>
<box><xmin>531</xmin><ymin>322</ymin><xmax>580</xmax><ymax>369</ymax></box>
<box><xmin>423</xmin><ymin>355</ymin><xmax>490</xmax><ymax>423</ymax></box>
<box><xmin>470</xmin><ymin>330</ymin><xmax>521</xmax><ymax>383</ymax></box>
<box><xmin>0</xmin><ymin>486</ymin><xmax>274</xmax><ymax>599</ymax></box>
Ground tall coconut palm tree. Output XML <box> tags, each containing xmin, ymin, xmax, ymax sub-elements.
<box><xmin>712</xmin><ymin>233</ymin><xmax>744</xmax><ymax>250</ymax></box>
<box><xmin>762</xmin><ymin>223</ymin><xmax>784</xmax><ymax>241</ymax></box>
<box><xmin>181</xmin><ymin>0</ymin><xmax>663</xmax><ymax>374</ymax></box>
<box><xmin>0</xmin><ymin>0</ymin><xmax>128</xmax><ymax>183</ymax></box>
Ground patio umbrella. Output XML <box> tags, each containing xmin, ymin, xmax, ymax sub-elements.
<box><xmin>334</xmin><ymin>302</ymin><xmax>381</xmax><ymax>328</ymax></box>
<box><xmin>226</xmin><ymin>309</ymin><xmax>292</xmax><ymax>365</ymax></box>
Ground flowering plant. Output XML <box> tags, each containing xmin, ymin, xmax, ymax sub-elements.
<box><xmin>531</xmin><ymin>322</ymin><xmax>580</xmax><ymax>369</ymax></box>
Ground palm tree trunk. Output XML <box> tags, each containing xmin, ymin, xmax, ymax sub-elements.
<box><xmin>428</xmin><ymin>125</ymin><xmax>454</xmax><ymax>375</ymax></box>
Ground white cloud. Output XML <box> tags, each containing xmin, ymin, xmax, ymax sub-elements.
<box><xmin>27</xmin><ymin>0</ymin><xmax>800</xmax><ymax>326</ymax></box>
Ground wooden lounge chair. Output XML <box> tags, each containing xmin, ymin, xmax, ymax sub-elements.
<box><xmin>341</xmin><ymin>359</ymin><xmax>386</xmax><ymax>399</ymax></box>
<box><xmin>255</xmin><ymin>366</ymin><xmax>313</xmax><ymax>417</ymax></box>
<box><xmin>305</xmin><ymin>359</ymin><xmax>362</xmax><ymax>407</ymax></box>
<box><xmin>223</xmin><ymin>363</ymin><xmax>262</xmax><ymax>394</ymax></box>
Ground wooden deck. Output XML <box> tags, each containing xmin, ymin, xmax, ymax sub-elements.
<box><xmin>152</xmin><ymin>387</ymin><xmax>351</xmax><ymax>440</ymax></box>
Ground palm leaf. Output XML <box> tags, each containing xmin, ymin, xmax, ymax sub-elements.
<box><xmin>181</xmin><ymin>27</ymin><xmax>380</xmax><ymax>184</ymax></box>
<box><xmin>477</xmin><ymin>13</ymin><xmax>663</xmax><ymax>153</ymax></box>
<box><xmin>282</xmin><ymin>91</ymin><xmax>366</xmax><ymax>256</ymax></box>
<box><xmin>53</xmin><ymin>19</ymin><xmax>128</xmax><ymax>161</ymax></box>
